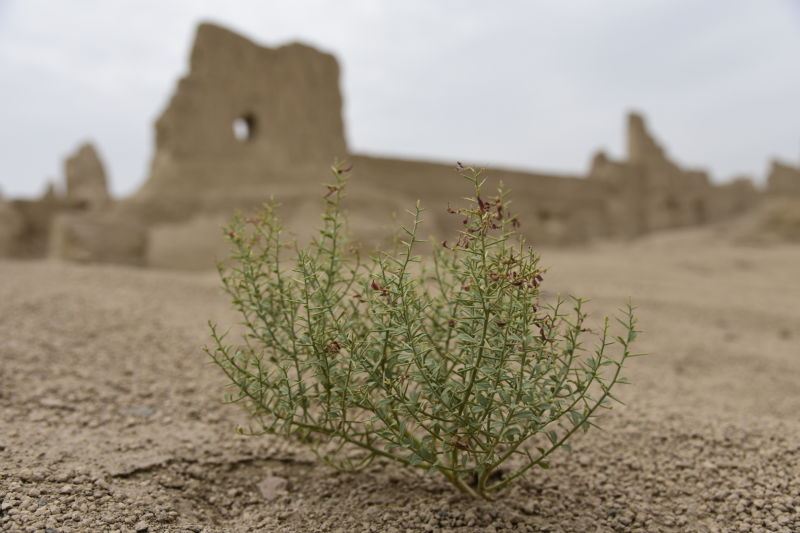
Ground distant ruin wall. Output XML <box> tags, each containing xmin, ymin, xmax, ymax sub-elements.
<box><xmin>627</xmin><ymin>112</ymin><xmax>671</xmax><ymax>169</ymax></box>
<box><xmin>591</xmin><ymin>113</ymin><xmax>758</xmax><ymax>234</ymax></box>
<box><xmin>1</xmin><ymin>22</ymin><xmax>772</xmax><ymax>269</ymax></box>
<box><xmin>0</xmin><ymin>142</ymin><xmax>112</xmax><ymax>259</ymax></box>
<box><xmin>766</xmin><ymin>160</ymin><xmax>800</xmax><ymax>196</ymax></box>
<box><xmin>7</xmin><ymin>197</ymin><xmax>82</xmax><ymax>258</ymax></box>
<box><xmin>0</xmin><ymin>200</ymin><xmax>24</xmax><ymax>256</ymax></box>
<box><xmin>110</xmin><ymin>22</ymin><xmax>619</xmax><ymax>268</ymax></box>
<box><xmin>50</xmin><ymin>212</ymin><xmax>147</xmax><ymax>265</ymax></box>
<box><xmin>65</xmin><ymin>143</ymin><xmax>111</xmax><ymax>209</ymax></box>
<box><xmin>349</xmin><ymin>155</ymin><xmax>614</xmax><ymax>245</ymax></box>
<box><xmin>133</xmin><ymin>23</ymin><xmax>348</xmax><ymax>223</ymax></box>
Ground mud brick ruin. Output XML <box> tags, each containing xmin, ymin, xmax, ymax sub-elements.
<box><xmin>1</xmin><ymin>23</ymin><xmax>796</xmax><ymax>268</ymax></box>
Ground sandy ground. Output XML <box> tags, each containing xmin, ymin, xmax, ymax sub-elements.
<box><xmin>1</xmin><ymin>228</ymin><xmax>799</xmax><ymax>532</ymax></box>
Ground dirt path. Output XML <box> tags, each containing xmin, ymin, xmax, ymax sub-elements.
<box><xmin>1</xmin><ymin>230</ymin><xmax>798</xmax><ymax>532</ymax></box>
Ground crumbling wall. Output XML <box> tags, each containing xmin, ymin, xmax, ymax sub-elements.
<box><xmin>123</xmin><ymin>21</ymin><xmax>609</xmax><ymax>267</ymax></box>
<box><xmin>7</xmin><ymin>196</ymin><xmax>81</xmax><ymax>258</ymax></box>
<box><xmin>0</xmin><ymin>199</ymin><xmax>24</xmax><ymax>256</ymax></box>
<box><xmin>590</xmin><ymin>112</ymin><xmax>755</xmax><ymax>235</ymax></box>
<box><xmin>50</xmin><ymin>212</ymin><xmax>147</xmax><ymax>265</ymax></box>
<box><xmin>145</xmin><ymin>187</ymin><xmax>410</xmax><ymax>269</ymax></box>
<box><xmin>11</xmin><ymin>22</ymin><xmax>768</xmax><ymax>270</ymax></box>
<box><xmin>707</xmin><ymin>177</ymin><xmax>759</xmax><ymax>220</ymax></box>
<box><xmin>132</xmin><ymin>22</ymin><xmax>348</xmax><ymax>223</ymax></box>
<box><xmin>0</xmin><ymin>142</ymin><xmax>115</xmax><ymax>260</ymax></box>
<box><xmin>64</xmin><ymin>143</ymin><xmax>111</xmax><ymax>209</ymax></box>
<box><xmin>626</xmin><ymin>112</ymin><xmax>714</xmax><ymax>231</ymax></box>
<box><xmin>587</xmin><ymin>151</ymin><xmax>647</xmax><ymax>238</ymax></box>
<box><xmin>766</xmin><ymin>160</ymin><xmax>800</xmax><ymax>196</ymax></box>
<box><xmin>725</xmin><ymin>198</ymin><xmax>800</xmax><ymax>244</ymax></box>
<box><xmin>350</xmin><ymin>155</ymin><xmax>612</xmax><ymax>246</ymax></box>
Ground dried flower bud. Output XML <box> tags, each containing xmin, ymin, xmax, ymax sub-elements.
<box><xmin>449</xmin><ymin>436</ymin><xmax>470</xmax><ymax>451</ymax></box>
<box><xmin>326</xmin><ymin>341</ymin><xmax>341</xmax><ymax>354</ymax></box>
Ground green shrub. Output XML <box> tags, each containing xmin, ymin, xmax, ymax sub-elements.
<box><xmin>207</xmin><ymin>162</ymin><xmax>639</xmax><ymax>499</ymax></box>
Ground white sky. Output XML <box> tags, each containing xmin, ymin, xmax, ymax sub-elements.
<box><xmin>1</xmin><ymin>0</ymin><xmax>799</xmax><ymax>198</ymax></box>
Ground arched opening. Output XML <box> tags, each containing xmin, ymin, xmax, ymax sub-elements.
<box><xmin>232</xmin><ymin>113</ymin><xmax>257</xmax><ymax>142</ymax></box>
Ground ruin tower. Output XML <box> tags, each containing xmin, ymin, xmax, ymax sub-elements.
<box><xmin>133</xmin><ymin>22</ymin><xmax>348</xmax><ymax>220</ymax></box>
<box><xmin>626</xmin><ymin>112</ymin><xmax>669</xmax><ymax>167</ymax></box>
<box><xmin>766</xmin><ymin>160</ymin><xmax>800</xmax><ymax>196</ymax></box>
<box><xmin>64</xmin><ymin>143</ymin><xmax>111</xmax><ymax>209</ymax></box>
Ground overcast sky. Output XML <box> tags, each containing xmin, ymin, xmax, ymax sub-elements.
<box><xmin>1</xmin><ymin>0</ymin><xmax>799</xmax><ymax>198</ymax></box>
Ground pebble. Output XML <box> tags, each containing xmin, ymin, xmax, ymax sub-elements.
<box><xmin>257</xmin><ymin>475</ymin><xmax>289</xmax><ymax>501</ymax></box>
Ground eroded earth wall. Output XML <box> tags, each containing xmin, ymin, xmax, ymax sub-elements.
<box><xmin>132</xmin><ymin>23</ymin><xmax>348</xmax><ymax>223</ymax></box>
<box><xmin>766</xmin><ymin>160</ymin><xmax>800</xmax><ymax>196</ymax></box>
<box><xmin>1</xmin><ymin>22</ymin><xmax>767</xmax><ymax>268</ymax></box>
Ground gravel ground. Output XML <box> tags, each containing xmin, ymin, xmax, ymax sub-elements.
<box><xmin>1</xmin><ymin>229</ymin><xmax>799</xmax><ymax>532</ymax></box>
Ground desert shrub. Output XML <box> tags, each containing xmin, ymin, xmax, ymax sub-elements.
<box><xmin>207</xmin><ymin>162</ymin><xmax>639</xmax><ymax>499</ymax></box>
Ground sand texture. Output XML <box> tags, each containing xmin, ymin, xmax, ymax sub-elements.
<box><xmin>1</xmin><ymin>229</ymin><xmax>799</xmax><ymax>532</ymax></box>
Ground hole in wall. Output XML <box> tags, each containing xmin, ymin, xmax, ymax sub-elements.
<box><xmin>232</xmin><ymin>114</ymin><xmax>257</xmax><ymax>142</ymax></box>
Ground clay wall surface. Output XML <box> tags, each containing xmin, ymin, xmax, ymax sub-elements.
<box><xmin>50</xmin><ymin>211</ymin><xmax>147</xmax><ymax>265</ymax></box>
<box><xmin>590</xmin><ymin>113</ymin><xmax>757</xmax><ymax>235</ymax></box>
<box><xmin>64</xmin><ymin>143</ymin><xmax>111</xmax><ymax>209</ymax></box>
<box><xmin>625</xmin><ymin>113</ymin><xmax>714</xmax><ymax>231</ymax></box>
<box><xmin>587</xmin><ymin>152</ymin><xmax>648</xmax><ymax>238</ymax></box>
<box><xmin>6</xmin><ymin>198</ymin><xmax>82</xmax><ymax>258</ymax></box>
<box><xmin>0</xmin><ymin>200</ymin><xmax>24</xmax><ymax>256</ymax></box>
<box><xmin>120</xmin><ymin>22</ymin><xmax>621</xmax><ymax>268</ymax></box>
<box><xmin>707</xmin><ymin>178</ymin><xmax>759</xmax><ymax>220</ymax></box>
<box><xmin>766</xmin><ymin>160</ymin><xmax>800</xmax><ymax>196</ymax></box>
<box><xmin>0</xmin><ymin>141</ymin><xmax>116</xmax><ymax>259</ymax></box>
<box><xmin>140</xmin><ymin>157</ymin><xmax>603</xmax><ymax>270</ymax></box>
<box><xmin>1</xmin><ymin>22</ymin><xmax>771</xmax><ymax>269</ymax></box>
<box><xmin>133</xmin><ymin>23</ymin><xmax>347</xmax><ymax>224</ymax></box>
<box><xmin>349</xmin><ymin>155</ymin><xmax>614</xmax><ymax>245</ymax></box>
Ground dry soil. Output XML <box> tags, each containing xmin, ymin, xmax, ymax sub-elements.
<box><xmin>1</xmin><ymin>228</ymin><xmax>799</xmax><ymax>532</ymax></box>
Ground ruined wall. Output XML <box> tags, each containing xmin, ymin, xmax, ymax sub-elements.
<box><xmin>0</xmin><ymin>142</ymin><xmax>114</xmax><ymax>259</ymax></box>
<box><xmin>625</xmin><ymin>112</ymin><xmax>714</xmax><ymax>231</ymax></box>
<box><xmin>0</xmin><ymin>198</ymin><xmax>24</xmax><ymax>256</ymax></box>
<box><xmin>118</xmin><ymin>22</ymin><xmax>615</xmax><ymax>268</ymax></box>
<box><xmin>131</xmin><ymin>22</ymin><xmax>348</xmax><ymax>223</ymax></box>
<box><xmin>23</xmin><ymin>22</ymin><xmax>766</xmax><ymax>269</ymax></box>
<box><xmin>587</xmin><ymin>151</ymin><xmax>648</xmax><ymax>238</ymax></box>
<box><xmin>64</xmin><ymin>143</ymin><xmax>111</xmax><ymax>209</ymax></box>
<box><xmin>349</xmin><ymin>155</ymin><xmax>613</xmax><ymax>245</ymax></box>
<box><xmin>707</xmin><ymin>177</ymin><xmax>759</xmax><ymax>220</ymax></box>
<box><xmin>6</xmin><ymin>197</ymin><xmax>81</xmax><ymax>257</ymax></box>
<box><xmin>766</xmin><ymin>160</ymin><xmax>800</xmax><ymax>196</ymax></box>
<box><xmin>50</xmin><ymin>212</ymin><xmax>147</xmax><ymax>265</ymax></box>
<box><xmin>589</xmin><ymin>112</ymin><xmax>757</xmax><ymax>235</ymax></box>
